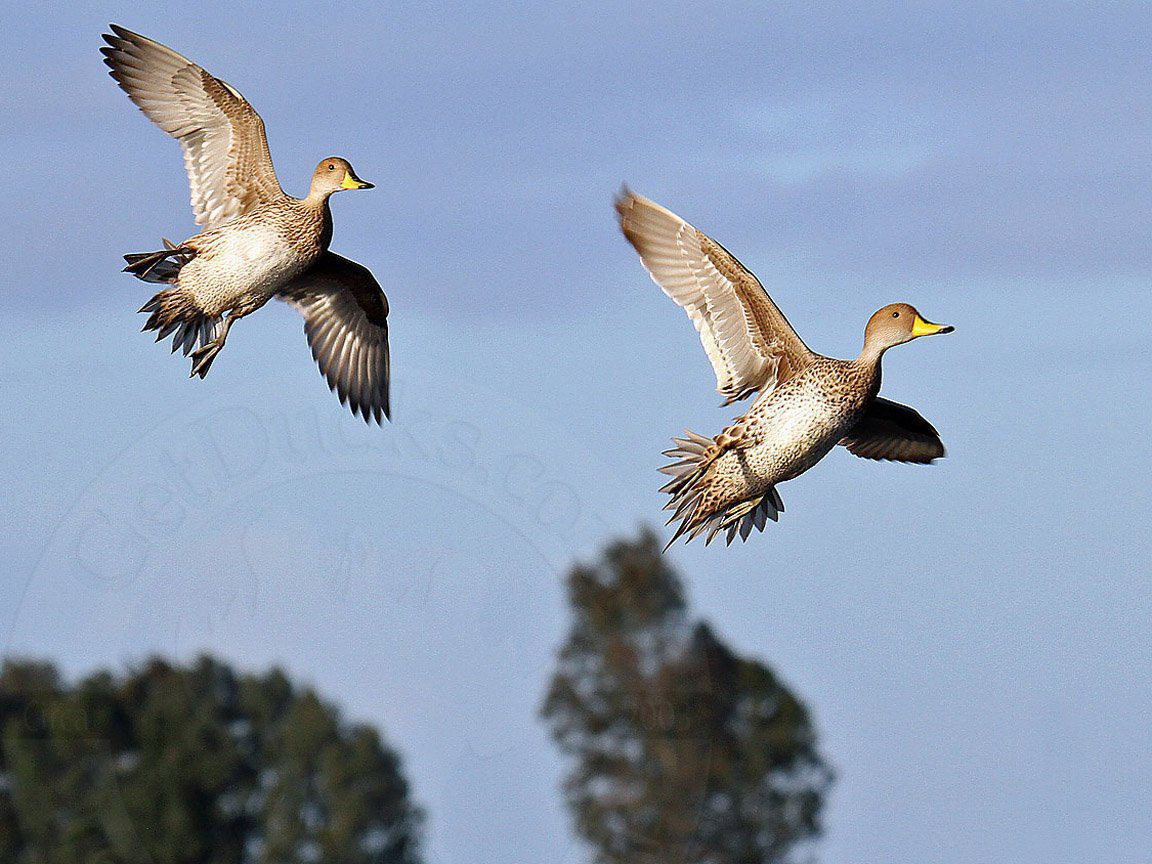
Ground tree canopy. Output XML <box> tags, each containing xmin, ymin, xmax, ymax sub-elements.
<box><xmin>0</xmin><ymin>655</ymin><xmax>422</xmax><ymax>864</ymax></box>
<box><xmin>542</xmin><ymin>530</ymin><xmax>833</xmax><ymax>864</ymax></box>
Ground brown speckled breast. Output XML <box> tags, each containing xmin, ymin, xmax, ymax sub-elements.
<box><xmin>175</xmin><ymin>197</ymin><xmax>329</xmax><ymax>316</ymax></box>
<box><xmin>699</xmin><ymin>358</ymin><xmax>880</xmax><ymax>512</ymax></box>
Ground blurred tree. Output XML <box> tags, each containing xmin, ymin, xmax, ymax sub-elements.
<box><xmin>0</xmin><ymin>655</ymin><xmax>422</xmax><ymax>864</ymax></box>
<box><xmin>542</xmin><ymin>529</ymin><xmax>832</xmax><ymax>864</ymax></box>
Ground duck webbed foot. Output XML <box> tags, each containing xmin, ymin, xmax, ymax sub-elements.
<box><xmin>189</xmin><ymin>340</ymin><xmax>223</xmax><ymax>378</ymax></box>
<box><xmin>188</xmin><ymin>314</ymin><xmax>239</xmax><ymax>379</ymax></box>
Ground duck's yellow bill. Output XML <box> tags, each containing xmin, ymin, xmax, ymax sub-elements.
<box><xmin>341</xmin><ymin>172</ymin><xmax>374</xmax><ymax>190</ymax></box>
<box><xmin>912</xmin><ymin>315</ymin><xmax>954</xmax><ymax>337</ymax></box>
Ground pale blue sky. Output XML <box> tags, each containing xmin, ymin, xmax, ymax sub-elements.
<box><xmin>2</xmin><ymin>2</ymin><xmax>1150</xmax><ymax>863</ymax></box>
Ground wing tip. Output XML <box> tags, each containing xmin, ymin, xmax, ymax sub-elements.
<box><xmin>614</xmin><ymin>183</ymin><xmax>636</xmax><ymax>210</ymax></box>
<box><xmin>355</xmin><ymin>401</ymin><xmax>390</xmax><ymax>426</ymax></box>
<box><xmin>101</xmin><ymin>25</ymin><xmax>141</xmax><ymax>54</ymax></box>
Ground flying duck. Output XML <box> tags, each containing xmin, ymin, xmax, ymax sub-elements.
<box><xmin>102</xmin><ymin>25</ymin><xmax>390</xmax><ymax>423</ymax></box>
<box><xmin>616</xmin><ymin>190</ymin><xmax>953</xmax><ymax>546</ymax></box>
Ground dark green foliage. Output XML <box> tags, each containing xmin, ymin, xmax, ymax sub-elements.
<box><xmin>0</xmin><ymin>656</ymin><xmax>422</xmax><ymax>864</ymax></box>
<box><xmin>542</xmin><ymin>530</ymin><xmax>833</xmax><ymax>864</ymax></box>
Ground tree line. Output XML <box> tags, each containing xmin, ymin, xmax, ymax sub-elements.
<box><xmin>1</xmin><ymin>530</ymin><xmax>831</xmax><ymax>863</ymax></box>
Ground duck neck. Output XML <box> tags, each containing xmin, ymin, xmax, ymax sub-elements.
<box><xmin>304</xmin><ymin>187</ymin><xmax>336</xmax><ymax>209</ymax></box>
<box><xmin>296</xmin><ymin>190</ymin><xmax>334</xmax><ymax>249</ymax></box>
<box><xmin>855</xmin><ymin>339</ymin><xmax>887</xmax><ymax>371</ymax></box>
<box><xmin>849</xmin><ymin>343</ymin><xmax>884</xmax><ymax>401</ymax></box>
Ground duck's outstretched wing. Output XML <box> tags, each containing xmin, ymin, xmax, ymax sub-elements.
<box><xmin>102</xmin><ymin>25</ymin><xmax>283</xmax><ymax>229</ymax></box>
<box><xmin>277</xmin><ymin>253</ymin><xmax>391</xmax><ymax>424</ymax></box>
<box><xmin>840</xmin><ymin>397</ymin><xmax>945</xmax><ymax>463</ymax></box>
<box><xmin>615</xmin><ymin>190</ymin><xmax>817</xmax><ymax>404</ymax></box>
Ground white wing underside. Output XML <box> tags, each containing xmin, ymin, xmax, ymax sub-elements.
<box><xmin>102</xmin><ymin>25</ymin><xmax>283</xmax><ymax>229</ymax></box>
<box><xmin>616</xmin><ymin>191</ymin><xmax>816</xmax><ymax>403</ymax></box>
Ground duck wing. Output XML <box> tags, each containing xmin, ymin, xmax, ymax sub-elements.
<box><xmin>615</xmin><ymin>190</ymin><xmax>817</xmax><ymax>404</ymax></box>
<box><xmin>278</xmin><ymin>253</ymin><xmax>391</xmax><ymax>424</ymax></box>
<box><xmin>102</xmin><ymin>25</ymin><xmax>283</xmax><ymax>229</ymax></box>
<box><xmin>840</xmin><ymin>397</ymin><xmax>945</xmax><ymax>463</ymax></box>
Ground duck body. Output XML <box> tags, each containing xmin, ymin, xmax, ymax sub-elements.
<box><xmin>127</xmin><ymin>183</ymin><xmax>348</xmax><ymax>377</ymax></box>
<box><xmin>171</xmin><ymin>196</ymin><xmax>331</xmax><ymax>317</ymax></box>
<box><xmin>722</xmin><ymin>358</ymin><xmax>879</xmax><ymax>487</ymax></box>
<box><xmin>662</xmin><ymin>357</ymin><xmax>880</xmax><ymax>543</ymax></box>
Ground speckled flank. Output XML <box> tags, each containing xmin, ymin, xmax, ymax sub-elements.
<box><xmin>662</xmin><ymin>359</ymin><xmax>879</xmax><ymax>546</ymax></box>
<box><xmin>178</xmin><ymin>197</ymin><xmax>330</xmax><ymax>316</ymax></box>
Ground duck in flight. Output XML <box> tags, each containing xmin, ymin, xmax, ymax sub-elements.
<box><xmin>616</xmin><ymin>191</ymin><xmax>954</xmax><ymax>547</ymax></box>
<box><xmin>101</xmin><ymin>25</ymin><xmax>391</xmax><ymax>423</ymax></box>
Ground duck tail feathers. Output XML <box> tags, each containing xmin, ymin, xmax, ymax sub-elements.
<box><xmin>659</xmin><ymin>430</ymin><xmax>714</xmax><ymax>489</ymax></box>
<box><xmin>659</xmin><ymin>430</ymin><xmax>783</xmax><ymax>549</ymax></box>
<box><xmin>139</xmin><ymin>288</ymin><xmax>220</xmax><ymax>358</ymax></box>
<box><xmin>123</xmin><ymin>245</ymin><xmax>195</xmax><ymax>284</ymax></box>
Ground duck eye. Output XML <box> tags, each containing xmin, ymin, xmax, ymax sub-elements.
<box><xmin>892</xmin><ymin>311</ymin><xmax>900</xmax><ymax>318</ymax></box>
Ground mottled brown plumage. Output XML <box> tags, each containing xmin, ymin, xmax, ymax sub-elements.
<box><xmin>616</xmin><ymin>191</ymin><xmax>953</xmax><ymax>546</ymax></box>
<box><xmin>102</xmin><ymin>25</ymin><xmax>391</xmax><ymax>423</ymax></box>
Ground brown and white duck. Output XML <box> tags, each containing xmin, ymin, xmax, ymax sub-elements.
<box><xmin>102</xmin><ymin>25</ymin><xmax>391</xmax><ymax>423</ymax></box>
<box><xmin>616</xmin><ymin>191</ymin><xmax>954</xmax><ymax>547</ymax></box>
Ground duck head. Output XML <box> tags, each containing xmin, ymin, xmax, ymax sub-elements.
<box><xmin>863</xmin><ymin>303</ymin><xmax>953</xmax><ymax>356</ymax></box>
<box><xmin>309</xmin><ymin>157</ymin><xmax>374</xmax><ymax>198</ymax></box>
